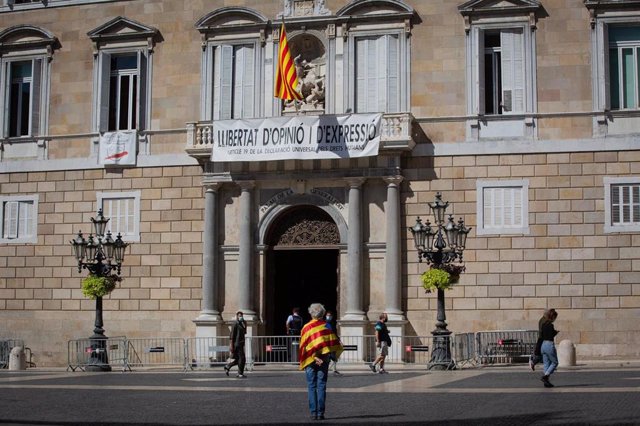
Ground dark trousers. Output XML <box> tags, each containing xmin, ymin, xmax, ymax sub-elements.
<box><xmin>227</xmin><ymin>346</ymin><xmax>246</xmax><ymax>375</ymax></box>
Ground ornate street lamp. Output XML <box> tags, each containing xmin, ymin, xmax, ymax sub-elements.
<box><xmin>409</xmin><ymin>192</ymin><xmax>471</xmax><ymax>370</ymax></box>
<box><xmin>70</xmin><ymin>209</ymin><xmax>129</xmax><ymax>372</ymax></box>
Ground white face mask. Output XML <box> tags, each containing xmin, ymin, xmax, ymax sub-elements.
<box><xmin>326</xmin><ymin>316</ymin><xmax>332</xmax><ymax>321</ymax></box>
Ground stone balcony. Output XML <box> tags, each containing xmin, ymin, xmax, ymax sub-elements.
<box><xmin>185</xmin><ymin>112</ymin><xmax>417</xmax><ymax>160</ymax></box>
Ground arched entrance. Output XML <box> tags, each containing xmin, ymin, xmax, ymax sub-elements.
<box><xmin>264</xmin><ymin>205</ymin><xmax>340</xmax><ymax>335</ymax></box>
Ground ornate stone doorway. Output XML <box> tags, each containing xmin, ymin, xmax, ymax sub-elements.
<box><xmin>264</xmin><ymin>205</ymin><xmax>340</xmax><ymax>335</ymax></box>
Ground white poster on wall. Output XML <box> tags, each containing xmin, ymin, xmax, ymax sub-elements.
<box><xmin>99</xmin><ymin>131</ymin><xmax>137</xmax><ymax>166</ymax></box>
<box><xmin>211</xmin><ymin>113</ymin><xmax>382</xmax><ymax>162</ymax></box>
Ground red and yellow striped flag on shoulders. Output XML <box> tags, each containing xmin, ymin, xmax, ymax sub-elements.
<box><xmin>274</xmin><ymin>22</ymin><xmax>303</xmax><ymax>101</ymax></box>
<box><xmin>299</xmin><ymin>319</ymin><xmax>344</xmax><ymax>370</ymax></box>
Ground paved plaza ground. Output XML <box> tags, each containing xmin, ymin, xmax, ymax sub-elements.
<box><xmin>1</xmin><ymin>363</ymin><xmax>639</xmax><ymax>425</ymax></box>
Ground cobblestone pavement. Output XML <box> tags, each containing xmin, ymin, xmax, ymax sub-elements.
<box><xmin>1</xmin><ymin>364</ymin><xmax>639</xmax><ymax>425</ymax></box>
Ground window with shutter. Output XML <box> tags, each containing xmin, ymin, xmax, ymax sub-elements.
<box><xmin>213</xmin><ymin>44</ymin><xmax>256</xmax><ymax>120</ymax></box>
<box><xmin>608</xmin><ymin>26</ymin><xmax>640</xmax><ymax>110</ymax></box>
<box><xmin>0</xmin><ymin>196</ymin><xmax>38</xmax><ymax>243</ymax></box>
<box><xmin>610</xmin><ymin>184</ymin><xmax>640</xmax><ymax>225</ymax></box>
<box><xmin>605</xmin><ymin>178</ymin><xmax>640</xmax><ymax>233</ymax></box>
<box><xmin>480</xmin><ymin>29</ymin><xmax>524</xmax><ymax>115</ymax></box>
<box><xmin>477</xmin><ymin>180</ymin><xmax>529</xmax><ymax>235</ymax></box>
<box><xmin>8</xmin><ymin>61</ymin><xmax>32</xmax><ymax>137</ymax></box>
<box><xmin>88</xmin><ymin>18</ymin><xmax>158</xmax><ymax>136</ymax></box>
<box><xmin>99</xmin><ymin>53</ymin><xmax>142</xmax><ymax>132</ymax></box>
<box><xmin>97</xmin><ymin>191</ymin><xmax>141</xmax><ymax>241</ymax></box>
<box><xmin>3</xmin><ymin>201</ymin><xmax>19</xmax><ymax>239</ymax></box>
<box><xmin>586</xmin><ymin>3</ymin><xmax>640</xmax><ymax>136</ymax></box>
<box><xmin>500</xmin><ymin>29</ymin><xmax>524</xmax><ymax>114</ymax></box>
<box><xmin>460</xmin><ymin>0</ymin><xmax>540</xmax><ymax>139</ymax></box>
<box><xmin>354</xmin><ymin>34</ymin><xmax>400</xmax><ymax>113</ymax></box>
<box><xmin>0</xmin><ymin>26</ymin><xmax>55</xmax><ymax>142</ymax></box>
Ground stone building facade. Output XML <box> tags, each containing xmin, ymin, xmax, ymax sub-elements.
<box><xmin>1</xmin><ymin>0</ymin><xmax>639</xmax><ymax>366</ymax></box>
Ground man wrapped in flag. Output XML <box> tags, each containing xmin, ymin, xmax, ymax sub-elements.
<box><xmin>299</xmin><ymin>303</ymin><xmax>344</xmax><ymax>421</ymax></box>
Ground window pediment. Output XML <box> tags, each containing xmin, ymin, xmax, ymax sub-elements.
<box><xmin>459</xmin><ymin>0</ymin><xmax>544</xmax><ymax>29</ymax></box>
<box><xmin>0</xmin><ymin>25</ymin><xmax>60</xmax><ymax>55</ymax></box>
<box><xmin>585</xmin><ymin>1</ymin><xmax>640</xmax><ymax>13</ymax></box>
<box><xmin>459</xmin><ymin>0</ymin><xmax>541</xmax><ymax>13</ymax></box>
<box><xmin>195</xmin><ymin>7</ymin><xmax>268</xmax><ymax>36</ymax></box>
<box><xmin>337</xmin><ymin>0</ymin><xmax>415</xmax><ymax>19</ymax></box>
<box><xmin>87</xmin><ymin>16</ymin><xmax>160</xmax><ymax>47</ymax></box>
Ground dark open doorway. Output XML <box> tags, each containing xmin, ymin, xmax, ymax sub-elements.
<box><xmin>267</xmin><ymin>249</ymin><xmax>338</xmax><ymax>335</ymax></box>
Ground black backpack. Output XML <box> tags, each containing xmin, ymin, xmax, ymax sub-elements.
<box><xmin>288</xmin><ymin>316</ymin><xmax>303</xmax><ymax>335</ymax></box>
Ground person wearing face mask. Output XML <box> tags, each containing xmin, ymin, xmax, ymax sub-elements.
<box><xmin>324</xmin><ymin>311</ymin><xmax>341</xmax><ymax>376</ymax></box>
<box><xmin>369</xmin><ymin>313</ymin><xmax>391</xmax><ymax>374</ymax></box>
<box><xmin>224</xmin><ymin>311</ymin><xmax>247</xmax><ymax>378</ymax></box>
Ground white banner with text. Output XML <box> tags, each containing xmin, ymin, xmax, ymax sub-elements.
<box><xmin>211</xmin><ymin>114</ymin><xmax>382</xmax><ymax>162</ymax></box>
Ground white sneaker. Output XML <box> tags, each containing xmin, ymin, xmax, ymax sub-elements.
<box><xmin>236</xmin><ymin>374</ymin><xmax>246</xmax><ymax>378</ymax></box>
<box><xmin>378</xmin><ymin>368</ymin><xmax>387</xmax><ymax>374</ymax></box>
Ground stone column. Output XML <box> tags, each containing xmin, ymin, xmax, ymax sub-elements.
<box><xmin>195</xmin><ymin>183</ymin><xmax>222</xmax><ymax>341</ymax></box>
<box><xmin>199</xmin><ymin>184</ymin><xmax>221</xmax><ymax>320</ymax></box>
<box><xmin>383</xmin><ymin>176</ymin><xmax>404</xmax><ymax>320</ymax></box>
<box><xmin>344</xmin><ymin>178</ymin><xmax>366</xmax><ymax>320</ymax></box>
<box><xmin>238</xmin><ymin>181</ymin><xmax>256</xmax><ymax>318</ymax></box>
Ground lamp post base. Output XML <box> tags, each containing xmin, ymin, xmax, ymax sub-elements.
<box><xmin>85</xmin><ymin>333</ymin><xmax>111</xmax><ymax>372</ymax></box>
<box><xmin>428</xmin><ymin>330</ymin><xmax>456</xmax><ymax>371</ymax></box>
<box><xmin>85</xmin><ymin>361</ymin><xmax>112</xmax><ymax>372</ymax></box>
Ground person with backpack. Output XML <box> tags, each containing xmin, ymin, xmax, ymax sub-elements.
<box><xmin>369</xmin><ymin>312</ymin><xmax>391</xmax><ymax>374</ymax></box>
<box><xmin>286</xmin><ymin>307</ymin><xmax>304</xmax><ymax>335</ymax></box>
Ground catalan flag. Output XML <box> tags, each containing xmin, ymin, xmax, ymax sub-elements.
<box><xmin>299</xmin><ymin>319</ymin><xmax>344</xmax><ymax>370</ymax></box>
<box><xmin>274</xmin><ymin>23</ymin><xmax>303</xmax><ymax>101</ymax></box>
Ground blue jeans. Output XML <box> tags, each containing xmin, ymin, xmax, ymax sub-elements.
<box><xmin>541</xmin><ymin>340</ymin><xmax>558</xmax><ymax>376</ymax></box>
<box><xmin>305</xmin><ymin>361</ymin><xmax>329</xmax><ymax>416</ymax></box>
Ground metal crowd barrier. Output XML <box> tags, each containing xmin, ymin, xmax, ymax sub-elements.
<box><xmin>247</xmin><ymin>335</ymin><xmax>300</xmax><ymax>370</ymax></box>
<box><xmin>186</xmin><ymin>337</ymin><xmax>231</xmax><ymax>370</ymax></box>
<box><xmin>333</xmin><ymin>335</ymin><xmax>433</xmax><ymax>365</ymax></box>
<box><xmin>0</xmin><ymin>339</ymin><xmax>25</xmax><ymax>369</ymax></box>
<box><xmin>452</xmin><ymin>333</ymin><xmax>476</xmax><ymax>367</ymax></box>
<box><xmin>336</xmin><ymin>335</ymin><xmax>368</xmax><ymax>364</ymax></box>
<box><xmin>124</xmin><ymin>338</ymin><xmax>186</xmax><ymax>369</ymax></box>
<box><xmin>65</xmin><ymin>330</ymin><xmax>538</xmax><ymax>371</ymax></box>
<box><xmin>476</xmin><ymin>330</ymin><xmax>537</xmax><ymax>365</ymax></box>
<box><xmin>67</xmin><ymin>337</ymin><xmax>128</xmax><ymax>372</ymax></box>
<box><xmin>402</xmin><ymin>336</ymin><xmax>433</xmax><ymax>365</ymax></box>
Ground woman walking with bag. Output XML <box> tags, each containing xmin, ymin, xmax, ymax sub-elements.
<box><xmin>539</xmin><ymin>309</ymin><xmax>559</xmax><ymax>388</ymax></box>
